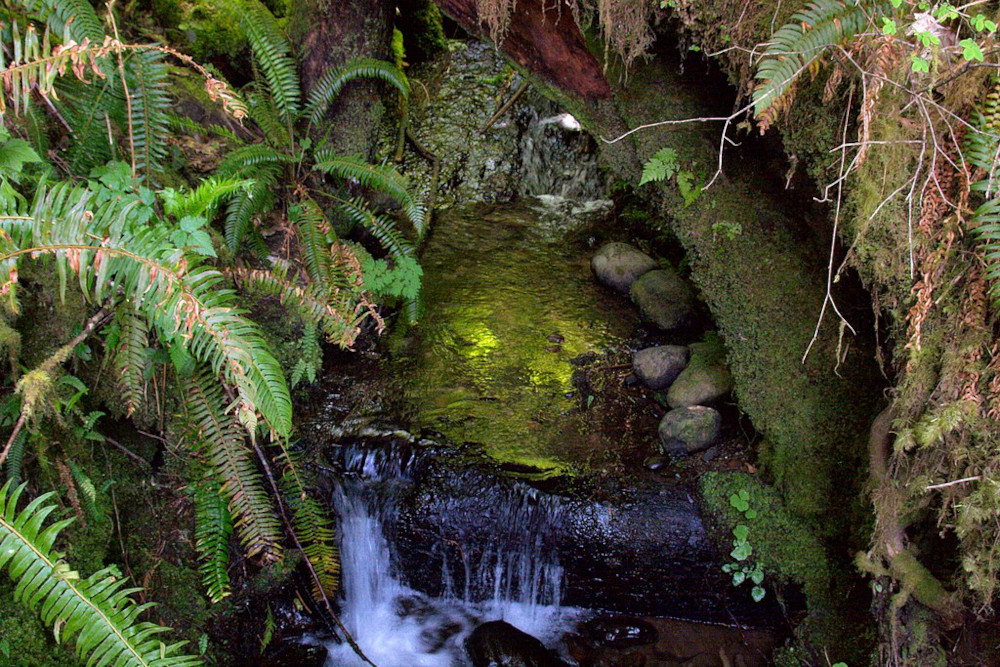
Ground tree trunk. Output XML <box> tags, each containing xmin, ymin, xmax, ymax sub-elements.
<box><xmin>288</xmin><ymin>0</ymin><xmax>394</xmax><ymax>154</ymax></box>
<box><xmin>433</xmin><ymin>0</ymin><xmax>611</xmax><ymax>100</ymax></box>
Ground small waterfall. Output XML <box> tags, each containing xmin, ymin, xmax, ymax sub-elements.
<box><xmin>518</xmin><ymin>110</ymin><xmax>604</xmax><ymax>201</ymax></box>
<box><xmin>323</xmin><ymin>445</ymin><xmax>582</xmax><ymax>666</ymax></box>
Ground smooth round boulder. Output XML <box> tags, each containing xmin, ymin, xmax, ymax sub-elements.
<box><xmin>658</xmin><ymin>406</ymin><xmax>722</xmax><ymax>456</ymax></box>
<box><xmin>632</xmin><ymin>345</ymin><xmax>689</xmax><ymax>390</ymax></box>
<box><xmin>466</xmin><ymin>621</ymin><xmax>567</xmax><ymax>667</ymax></box>
<box><xmin>591</xmin><ymin>242</ymin><xmax>657</xmax><ymax>293</ymax></box>
<box><xmin>629</xmin><ymin>268</ymin><xmax>697</xmax><ymax>332</ymax></box>
<box><xmin>666</xmin><ymin>341</ymin><xmax>734</xmax><ymax>408</ymax></box>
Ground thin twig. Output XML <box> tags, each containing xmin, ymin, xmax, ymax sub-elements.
<box><xmin>925</xmin><ymin>476</ymin><xmax>981</xmax><ymax>491</ymax></box>
<box><xmin>479</xmin><ymin>79</ymin><xmax>530</xmax><ymax>134</ymax></box>
<box><xmin>803</xmin><ymin>88</ymin><xmax>857</xmax><ymax>364</ymax></box>
<box><xmin>106</xmin><ymin>2</ymin><xmax>136</xmax><ymax>186</ymax></box>
<box><xmin>104</xmin><ymin>436</ymin><xmax>151</xmax><ymax>468</ymax></box>
<box><xmin>251</xmin><ymin>442</ymin><xmax>377</xmax><ymax>667</ymax></box>
<box><xmin>0</xmin><ymin>413</ymin><xmax>26</xmax><ymax>468</ymax></box>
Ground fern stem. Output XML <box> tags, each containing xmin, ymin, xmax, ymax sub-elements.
<box><xmin>0</xmin><ymin>412</ymin><xmax>25</xmax><ymax>468</ymax></box>
<box><xmin>250</xmin><ymin>441</ymin><xmax>376</xmax><ymax>666</ymax></box>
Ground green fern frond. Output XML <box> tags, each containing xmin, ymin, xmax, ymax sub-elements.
<box><xmin>240</xmin><ymin>0</ymin><xmax>300</xmax><ymax>125</ymax></box>
<box><xmin>15</xmin><ymin>0</ymin><xmax>105</xmax><ymax>43</ymax></box>
<box><xmin>273</xmin><ymin>443</ymin><xmax>339</xmax><ymax>602</ymax></box>
<box><xmin>215</xmin><ymin>144</ymin><xmax>291</xmax><ymax>178</ymax></box>
<box><xmin>190</xmin><ymin>472</ymin><xmax>233</xmax><ymax>603</ymax></box>
<box><xmin>335</xmin><ymin>195</ymin><xmax>416</xmax><ymax>262</ymax></box>
<box><xmin>754</xmin><ymin>0</ymin><xmax>890</xmax><ymax>130</ymax></box>
<box><xmin>112</xmin><ymin>310</ymin><xmax>149</xmax><ymax>418</ymax></box>
<box><xmin>125</xmin><ymin>49</ymin><xmax>171</xmax><ymax>185</ymax></box>
<box><xmin>306</xmin><ymin>57</ymin><xmax>409</xmax><ymax>126</ymax></box>
<box><xmin>313</xmin><ymin>155</ymin><xmax>425</xmax><ymax>235</ymax></box>
<box><xmin>66</xmin><ymin>460</ymin><xmax>102</xmax><ymax>522</ymax></box>
<box><xmin>0</xmin><ymin>182</ymin><xmax>294</xmax><ymax>437</ymax></box>
<box><xmin>244</xmin><ymin>87</ymin><xmax>292</xmax><ymax>150</ymax></box>
<box><xmin>4</xmin><ymin>430</ymin><xmax>27</xmax><ymax>485</ymax></box>
<box><xmin>0</xmin><ymin>480</ymin><xmax>203</xmax><ymax>667</ymax></box>
<box><xmin>228</xmin><ymin>267</ymin><xmax>364</xmax><ymax>346</ymax></box>
<box><xmin>165</xmin><ymin>113</ymin><xmax>243</xmax><ymax>144</ymax></box>
<box><xmin>180</xmin><ymin>371</ymin><xmax>283</xmax><ymax>561</ymax></box>
<box><xmin>224</xmin><ymin>179</ymin><xmax>276</xmax><ymax>253</ymax></box>
<box><xmin>162</xmin><ymin>177</ymin><xmax>250</xmax><ymax>221</ymax></box>
<box><xmin>290</xmin><ymin>198</ymin><xmax>337</xmax><ymax>286</ymax></box>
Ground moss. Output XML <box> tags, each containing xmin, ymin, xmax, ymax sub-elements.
<box><xmin>0</xmin><ymin>588</ymin><xmax>78</xmax><ymax>667</ymax></box>
<box><xmin>701</xmin><ymin>471</ymin><xmax>874</xmax><ymax>660</ymax></box>
<box><xmin>701</xmin><ymin>472</ymin><xmax>831</xmax><ymax>608</ymax></box>
<box><xmin>396</xmin><ymin>0</ymin><xmax>448</xmax><ymax>63</ymax></box>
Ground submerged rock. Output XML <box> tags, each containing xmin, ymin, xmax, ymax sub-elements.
<box><xmin>591</xmin><ymin>242</ymin><xmax>658</xmax><ymax>293</ymax></box>
<box><xmin>658</xmin><ymin>406</ymin><xmax>722</xmax><ymax>456</ymax></box>
<box><xmin>667</xmin><ymin>340</ymin><xmax>734</xmax><ymax>408</ymax></box>
<box><xmin>580</xmin><ymin>615</ymin><xmax>658</xmax><ymax>649</ymax></box>
<box><xmin>629</xmin><ymin>268</ymin><xmax>697</xmax><ymax>332</ymax></box>
<box><xmin>632</xmin><ymin>345</ymin><xmax>689</xmax><ymax>390</ymax></box>
<box><xmin>465</xmin><ymin>621</ymin><xmax>567</xmax><ymax>667</ymax></box>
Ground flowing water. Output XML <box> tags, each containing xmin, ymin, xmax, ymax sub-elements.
<box><xmin>323</xmin><ymin>447</ymin><xmax>584</xmax><ymax>667</ymax></box>
<box><xmin>313</xmin><ymin>61</ymin><xmax>783</xmax><ymax>665</ymax></box>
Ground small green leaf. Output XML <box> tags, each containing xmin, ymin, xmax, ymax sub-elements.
<box><xmin>639</xmin><ymin>147</ymin><xmax>679</xmax><ymax>186</ymax></box>
<box><xmin>198</xmin><ymin>634</ymin><xmax>209</xmax><ymax>656</ymax></box>
<box><xmin>739</xmin><ymin>489</ymin><xmax>750</xmax><ymax>501</ymax></box>
<box><xmin>750</xmin><ymin>567</ymin><xmax>765</xmax><ymax>585</ymax></box>
<box><xmin>733</xmin><ymin>524</ymin><xmax>750</xmax><ymax>541</ymax></box>
<box><xmin>751</xmin><ymin>585</ymin><xmax>766</xmax><ymax>602</ymax></box>
<box><xmin>731</xmin><ymin>542</ymin><xmax>752</xmax><ymax>561</ymax></box>
<box><xmin>744</xmin><ymin>508</ymin><xmax>758</xmax><ymax>519</ymax></box>
<box><xmin>911</xmin><ymin>56</ymin><xmax>930</xmax><ymax>73</ymax></box>
<box><xmin>959</xmin><ymin>38</ymin><xmax>984</xmax><ymax>62</ymax></box>
<box><xmin>732</xmin><ymin>571</ymin><xmax>746</xmax><ymax>586</ymax></box>
<box><xmin>881</xmin><ymin>17</ymin><xmax>897</xmax><ymax>35</ymax></box>
<box><xmin>180</xmin><ymin>215</ymin><xmax>206</xmax><ymax>232</ymax></box>
<box><xmin>890</xmin><ymin>0</ymin><xmax>902</xmax><ymax>7</ymax></box>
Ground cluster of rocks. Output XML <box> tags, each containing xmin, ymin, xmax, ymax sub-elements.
<box><xmin>592</xmin><ymin>242</ymin><xmax>734</xmax><ymax>457</ymax></box>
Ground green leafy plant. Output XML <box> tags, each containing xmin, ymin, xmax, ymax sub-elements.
<box><xmin>0</xmin><ymin>480</ymin><xmax>202</xmax><ymax>666</ymax></box>
<box><xmin>639</xmin><ymin>146</ymin><xmax>702</xmax><ymax>206</ymax></box>
<box><xmin>721</xmin><ymin>489</ymin><xmax>766</xmax><ymax>602</ymax></box>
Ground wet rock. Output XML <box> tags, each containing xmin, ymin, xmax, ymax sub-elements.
<box><xmin>632</xmin><ymin>345</ymin><xmax>689</xmax><ymax>390</ymax></box>
<box><xmin>591</xmin><ymin>242</ymin><xmax>658</xmax><ymax>293</ymax></box>
<box><xmin>465</xmin><ymin>620</ymin><xmax>568</xmax><ymax>667</ymax></box>
<box><xmin>643</xmin><ymin>455</ymin><xmax>669</xmax><ymax>471</ymax></box>
<box><xmin>658</xmin><ymin>406</ymin><xmax>722</xmax><ymax>456</ymax></box>
<box><xmin>629</xmin><ymin>268</ymin><xmax>697</xmax><ymax>333</ymax></box>
<box><xmin>666</xmin><ymin>340</ymin><xmax>734</xmax><ymax>408</ymax></box>
<box><xmin>580</xmin><ymin>615</ymin><xmax>658</xmax><ymax>649</ymax></box>
<box><xmin>546</xmin><ymin>332</ymin><xmax>565</xmax><ymax>343</ymax></box>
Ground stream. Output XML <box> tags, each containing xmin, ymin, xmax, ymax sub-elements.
<box><xmin>296</xmin><ymin>41</ymin><xmax>785</xmax><ymax>667</ymax></box>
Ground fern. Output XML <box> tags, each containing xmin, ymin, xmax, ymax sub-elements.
<box><xmin>215</xmin><ymin>144</ymin><xmax>291</xmax><ymax>178</ymax></box>
<box><xmin>240</xmin><ymin>0</ymin><xmax>300</xmax><ymax>125</ymax></box>
<box><xmin>125</xmin><ymin>49</ymin><xmax>172</xmax><ymax>185</ymax></box>
<box><xmin>0</xmin><ymin>182</ymin><xmax>293</xmax><ymax>437</ymax></box>
<box><xmin>4</xmin><ymin>429</ymin><xmax>27</xmax><ymax>485</ymax></box>
<box><xmin>313</xmin><ymin>154</ymin><xmax>426</xmax><ymax>235</ymax></box>
<box><xmin>969</xmin><ymin>82</ymin><xmax>1000</xmax><ymax>311</ymax></box>
<box><xmin>190</xmin><ymin>471</ymin><xmax>233</xmax><ymax>603</ymax></box>
<box><xmin>639</xmin><ymin>147</ymin><xmax>679</xmax><ymax>186</ymax></box>
<box><xmin>306</xmin><ymin>57</ymin><xmax>410</xmax><ymax>126</ymax></box>
<box><xmin>224</xmin><ymin>179</ymin><xmax>276</xmax><ymax>253</ymax></box>
<box><xmin>112</xmin><ymin>310</ymin><xmax>149</xmax><ymax>418</ymax></box>
<box><xmin>179</xmin><ymin>370</ymin><xmax>283</xmax><ymax>561</ymax></box>
<box><xmin>228</xmin><ymin>267</ymin><xmax>365</xmax><ymax>347</ymax></box>
<box><xmin>290</xmin><ymin>198</ymin><xmax>338</xmax><ymax>286</ymax></box>
<box><xmin>754</xmin><ymin>1</ymin><xmax>892</xmax><ymax>131</ymax></box>
<box><xmin>0</xmin><ymin>481</ymin><xmax>203</xmax><ymax>667</ymax></box>
<box><xmin>161</xmin><ymin>177</ymin><xmax>250</xmax><ymax>221</ymax></box>
<box><xmin>273</xmin><ymin>443</ymin><xmax>339</xmax><ymax>602</ymax></box>
<box><xmin>15</xmin><ymin>0</ymin><xmax>105</xmax><ymax>43</ymax></box>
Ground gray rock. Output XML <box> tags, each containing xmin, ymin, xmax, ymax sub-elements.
<box><xmin>629</xmin><ymin>268</ymin><xmax>697</xmax><ymax>332</ymax></box>
<box><xmin>591</xmin><ymin>242</ymin><xmax>657</xmax><ymax>293</ymax></box>
<box><xmin>667</xmin><ymin>340</ymin><xmax>734</xmax><ymax>408</ymax></box>
<box><xmin>632</xmin><ymin>345</ymin><xmax>690</xmax><ymax>390</ymax></box>
<box><xmin>658</xmin><ymin>406</ymin><xmax>722</xmax><ymax>456</ymax></box>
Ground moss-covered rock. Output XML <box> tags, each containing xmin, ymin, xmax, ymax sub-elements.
<box><xmin>666</xmin><ymin>339</ymin><xmax>733</xmax><ymax>408</ymax></box>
